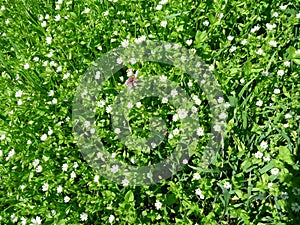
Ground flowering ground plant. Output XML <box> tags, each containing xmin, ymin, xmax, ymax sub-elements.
<box><xmin>0</xmin><ymin>0</ymin><xmax>300</xmax><ymax>224</ymax></box>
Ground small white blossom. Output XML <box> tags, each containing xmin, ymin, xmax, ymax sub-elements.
<box><xmin>277</xmin><ymin>70</ymin><xmax>285</xmax><ymax>76</ymax></box>
<box><xmin>193</xmin><ymin>173</ymin><xmax>201</xmax><ymax>180</ymax></box>
<box><xmin>269</xmin><ymin>40</ymin><xmax>277</xmax><ymax>47</ymax></box>
<box><xmin>256</xmin><ymin>100</ymin><xmax>263</xmax><ymax>107</ymax></box>
<box><xmin>156</xmin><ymin>4</ymin><xmax>162</xmax><ymax>10</ymax></box>
<box><xmin>254</xmin><ymin>151</ymin><xmax>263</xmax><ymax>159</ymax></box>
<box><xmin>109</xmin><ymin>215</ymin><xmax>115</xmax><ymax>223</ymax></box>
<box><xmin>186</xmin><ymin>39</ymin><xmax>193</xmax><ymax>45</ymax></box>
<box><xmin>111</xmin><ymin>165</ymin><xmax>119</xmax><ymax>173</ymax></box>
<box><xmin>24</xmin><ymin>63</ymin><xmax>30</xmax><ymax>70</ymax></box>
<box><xmin>271</xmin><ymin>168</ymin><xmax>279</xmax><ymax>175</ymax></box>
<box><xmin>122</xmin><ymin>178</ymin><xmax>129</xmax><ymax>186</ymax></box>
<box><xmin>42</xmin><ymin>183</ymin><xmax>49</xmax><ymax>192</ymax></box>
<box><xmin>155</xmin><ymin>200</ymin><xmax>162</xmax><ymax>210</ymax></box>
<box><xmin>260</xmin><ymin>141</ymin><xmax>268</xmax><ymax>149</ymax></box>
<box><xmin>224</xmin><ymin>181</ymin><xmax>232</xmax><ymax>189</ymax></box>
<box><xmin>80</xmin><ymin>213</ymin><xmax>88</xmax><ymax>221</ymax></box>
<box><xmin>160</xmin><ymin>20</ymin><xmax>167</xmax><ymax>28</ymax></box>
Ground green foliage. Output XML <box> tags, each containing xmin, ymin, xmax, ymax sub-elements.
<box><xmin>0</xmin><ymin>0</ymin><xmax>300</xmax><ymax>224</ymax></box>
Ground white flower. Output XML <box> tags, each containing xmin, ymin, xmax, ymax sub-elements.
<box><xmin>155</xmin><ymin>200</ymin><xmax>162</xmax><ymax>210</ymax></box>
<box><xmin>40</xmin><ymin>134</ymin><xmax>47</xmax><ymax>141</ymax></box>
<box><xmin>256</xmin><ymin>48</ymin><xmax>264</xmax><ymax>55</ymax></box>
<box><xmin>251</xmin><ymin>25</ymin><xmax>260</xmax><ymax>33</ymax></box>
<box><xmin>268</xmin><ymin>182</ymin><xmax>273</xmax><ymax>188</ymax></box>
<box><xmin>260</xmin><ymin>141</ymin><xmax>268</xmax><ymax>149</ymax></box>
<box><xmin>54</xmin><ymin>14</ymin><xmax>61</xmax><ymax>21</ymax></box>
<box><xmin>109</xmin><ymin>215</ymin><xmax>115</xmax><ymax>223</ymax></box>
<box><xmin>274</xmin><ymin>88</ymin><xmax>280</xmax><ymax>94</ymax></box>
<box><xmin>182</xmin><ymin>159</ymin><xmax>188</xmax><ymax>164</ymax></box>
<box><xmin>285</xmin><ymin>113</ymin><xmax>292</xmax><ymax>119</ymax></box>
<box><xmin>127</xmin><ymin>102</ymin><xmax>133</xmax><ymax>108</ymax></box>
<box><xmin>17</xmin><ymin>99</ymin><xmax>23</xmax><ymax>105</ymax></box>
<box><xmin>156</xmin><ymin>4</ymin><xmax>162</xmax><ymax>10</ymax></box>
<box><xmin>0</xmin><ymin>150</ymin><xmax>2</xmax><ymax>157</ymax></box>
<box><xmin>160</xmin><ymin>75</ymin><xmax>167</xmax><ymax>82</ymax></box>
<box><xmin>173</xmin><ymin>128</ymin><xmax>180</xmax><ymax>135</ymax></box>
<box><xmin>57</xmin><ymin>185</ymin><xmax>63</xmax><ymax>193</ymax></box>
<box><xmin>196</xmin><ymin>127</ymin><xmax>204</xmax><ymax>136</ymax></box>
<box><xmin>254</xmin><ymin>151</ymin><xmax>263</xmax><ymax>159</ymax></box>
<box><xmin>229</xmin><ymin>46</ymin><xmax>237</xmax><ymax>52</ymax></box>
<box><xmin>111</xmin><ymin>165</ymin><xmax>119</xmax><ymax>173</ymax></box>
<box><xmin>1</xmin><ymin>5</ymin><xmax>5</xmax><ymax>10</ymax></box>
<box><xmin>73</xmin><ymin>162</ymin><xmax>78</xmax><ymax>169</ymax></box>
<box><xmin>277</xmin><ymin>70</ymin><xmax>285</xmax><ymax>76</ymax></box>
<box><xmin>94</xmin><ymin>175</ymin><xmax>99</xmax><ymax>182</ymax></box>
<box><xmin>256</xmin><ymin>100</ymin><xmax>263</xmax><ymax>107</ymax></box>
<box><xmin>279</xmin><ymin>5</ymin><xmax>288</xmax><ymax>10</ymax></box>
<box><xmin>64</xmin><ymin>196</ymin><xmax>70</xmax><ymax>203</ymax></box>
<box><xmin>36</xmin><ymin>165</ymin><xmax>42</xmax><ymax>173</ymax></box>
<box><xmin>162</xmin><ymin>97</ymin><xmax>168</xmax><ymax>103</ymax></box>
<box><xmin>193</xmin><ymin>95</ymin><xmax>201</xmax><ymax>105</ymax></box>
<box><xmin>24</xmin><ymin>63</ymin><xmax>30</xmax><ymax>70</ymax></box>
<box><xmin>82</xmin><ymin>7</ymin><xmax>90</xmax><ymax>14</ymax></box>
<box><xmin>159</xmin><ymin>0</ymin><xmax>168</xmax><ymax>4</ymax></box>
<box><xmin>80</xmin><ymin>213</ymin><xmax>88</xmax><ymax>221</ymax></box>
<box><xmin>273</xmin><ymin>12</ymin><xmax>279</xmax><ymax>17</ymax></box>
<box><xmin>122</xmin><ymin>178</ymin><xmax>129</xmax><ymax>186</ymax></box>
<box><xmin>203</xmin><ymin>20</ymin><xmax>209</xmax><ymax>26</ymax></box>
<box><xmin>160</xmin><ymin>20</ymin><xmax>167</xmax><ymax>28</ymax></box>
<box><xmin>195</xmin><ymin>188</ymin><xmax>205</xmax><ymax>199</ymax></box>
<box><xmin>224</xmin><ymin>181</ymin><xmax>232</xmax><ymax>189</ymax></box>
<box><xmin>70</xmin><ymin>171</ymin><xmax>76</xmax><ymax>178</ymax></box>
<box><xmin>227</xmin><ymin>36</ymin><xmax>234</xmax><ymax>41</ymax></box>
<box><xmin>116</xmin><ymin>57</ymin><xmax>123</xmax><ymax>64</ymax></box>
<box><xmin>121</xmin><ymin>39</ymin><xmax>129</xmax><ymax>48</ymax></box>
<box><xmin>33</xmin><ymin>159</ymin><xmax>40</xmax><ymax>167</ymax></box>
<box><xmin>48</xmin><ymin>90</ymin><xmax>54</xmax><ymax>97</ymax></box>
<box><xmin>213</xmin><ymin>124</ymin><xmax>221</xmax><ymax>132</ymax></box>
<box><xmin>269</xmin><ymin>40</ymin><xmax>277</xmax><ymax>47</ymax></box>
<box><xmin>42</xmin><ymin>183</ymin><xmax>49</xmax><ymax>192</ymax></box>
<box><xmin>6</xmin><ymin>149</ymin><xmax>15</xmax><ymax>160</ymax></box>
<box><xmin>30</xmin><ymin>216</ymin><xmax>42</xmax><ymax>225</ymax></box>
<box><xmin>193</xmin><ymin>173</ymin><xmax>201</xmax><ymax>180</ymax></box>
<box><xmin>170</xmin><ymin>89</ymin><xmax>178</xmax><ymax>97</ymax></box>
<box><xmin>178</xmin><ymin>108</ymin><xmax>188</xmax><ymax>119</ymax></box>
<box><xmin>219</xmin><ymin>112</ymin><xmax>227</xmax><ymax>119</ymax></box>
<box><xmin>271</xmin><ymin>168</ymin><xmax>279</xmax><ymax>175</ymax></box>
<box><xmin>186</xmin><ymin>39</ymin><xmax>193</xmax><ymax>45</ymax></box>
<box><xmin>93</xmin><ymin>71</ymin><xmax>100</xmax><ymax>80</ymax></box>
<box><xmin>136</xmin><ymin>102</ymin><xmax>142</xmax><ymax>108</ymax></box>
<box><xmin>106</xmin><ymin>105</ymin><xmax>112</xmax><ymax>113</ymax></box>
<box><xmin>283</xmin><ymin>61</ymin><xmax>290</xmax><ymax>67</ymax></box>
<box><xmin>46</xmin><ymin>36</ymin><xmax>52</xmax><ymax>44</ymax></box>
<box><xmin>218</xmin><ymin>13</ymin><xmax>224</xmax><ymax>19</ymax></box>
<box><xmin>263</xmin><ymin>156</ymin><xmax>270</xmax><ymax>161</ymax></box>
<box><xmin>172</xmin><ymin>114</ymin><xmax>178</xmax><ymax>122</ymax></box>
<box><xmin>62</xmin><ymin>163</ymin><xmax>68</xmax><ymax>171</ymax></box>
<box><xmin>241</xmin><ymin>39</ymin><xmax>247</xmax><ymax>45</ymax></box>
<box><xmin>21</xmin><ymin>217</ymin><xmax>26</xmax><ymax>225</ymax></box>
<box><xmin>296</xmin><ymin>13</ymin><xmax>300</xmax><ymax>19</ymax></box>
<box><xmin>266</xmin><ymin>23</ymin><xmax>276</xmax><ymax>30</ymax></box>
<box><xmin>15</xmin><ymin>90</ymin><xmax>23</xmax><ymax>98</ymax></box>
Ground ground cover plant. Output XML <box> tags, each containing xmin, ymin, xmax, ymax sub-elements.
<box><xmin>0</xmin><ymin>0</ymin><xmax>300</xmax><ymax>224</ymax></box>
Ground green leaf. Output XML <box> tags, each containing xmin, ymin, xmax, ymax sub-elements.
<box><xmin>166</xmin><ymin>193</ymin><xmax>177</xmax><ymax>205</ymax></box>
<box><xmin>124</xmin><ymin>190</ymin><xmax>134</xmax><ymax>203</ymax></box>
<box><xmin>195</xmin><ymin>30</ymin><xmax>207</xmax><ymax>47</ymax></box>
<box><xmin>259</xmin><ymin>160</ymin><xmax>274</xmax><ymax>174</ymax></box>
<box><xmin>277</xmin><ymin>146</ymin><xmax>294</xmax><ymax>165</ymax></box>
